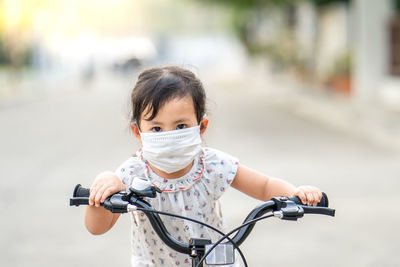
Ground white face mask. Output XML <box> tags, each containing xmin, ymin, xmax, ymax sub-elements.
<box><xmin>140</xmin><ymin>126</ymin><xmax>202</xmax><ymax>174</ymax></box>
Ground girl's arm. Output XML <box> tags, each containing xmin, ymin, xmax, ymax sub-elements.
<box><xmin>85</xmin><ymin>206</ymin><xmax>120</xmax><ymax>235</ymax></box>
<box><xmin>84</xmin><ymin>171</ymin><xmax>126</xmax><ymax>235</ymax></box>
<box><xmin>231</xmin><ymin>164</ymin><xmax>322</xmax><ymax>205</ymax></box>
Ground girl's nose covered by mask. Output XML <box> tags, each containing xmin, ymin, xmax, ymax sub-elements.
<box><xmin>139</xmin><ymin>126</ymin><xmax>202</xmax><ymax>174</ymax></box>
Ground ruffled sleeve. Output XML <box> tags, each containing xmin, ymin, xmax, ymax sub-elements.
<box><xmin>202</xmin><ymin>147</ymin><xmax>239</xmax><ymax>201</ymax></box>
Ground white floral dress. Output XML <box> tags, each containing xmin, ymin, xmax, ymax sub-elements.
<box><xmin>115</xmin><ymin>147</ymin><xmax>239</xmax><ymax>267</ymax></box>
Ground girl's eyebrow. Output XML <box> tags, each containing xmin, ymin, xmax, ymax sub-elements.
<box><xmin>146</xmin><ymin>120</ymin><xmax>163</xmax><ymax>124</ymax></box>
<box><xmin>144</xmin><ymin>118</ymin><xmax>190</xmax><ymax>124</ymax></box>
<box><xmin>173</xmin><ymin>118</ymin><xmax>190</xmax><ymax>124</ymax></box>
<box><xmin>143</xmin><ymin>118</ymin><xmax>190</xmax><ymax>124</ymax></box>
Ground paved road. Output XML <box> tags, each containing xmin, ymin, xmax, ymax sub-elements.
<box><xmin>1</xmin><ymin>73</ymin><xmax>399</xmax><ymax>266</ymax></box>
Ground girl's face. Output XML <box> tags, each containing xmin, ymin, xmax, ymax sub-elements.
<box><xmin>131</xmin><ymin>95</ymin><xmax>208</xmax><ymax>140</ymax></box>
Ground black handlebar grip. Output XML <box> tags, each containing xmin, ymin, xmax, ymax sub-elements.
<box><xmin>73</xmin><ymin>184</ymin><xmax>90</xmax><ymax>198</ymax></box>
<box><xmin>70</xmin><ymin>184</ymin><xmax>91</xmax><ymax>206</ymax></box>
<box><xmin>288</xmin><ymin>192</ymin><xmax>329</xmax><ymax>207</ymax></box>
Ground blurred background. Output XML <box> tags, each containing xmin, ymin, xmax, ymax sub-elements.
<box><xmin>0</xmin><ymin>0</ymin><xmax>399</xmax><ymax>266</ymax></box>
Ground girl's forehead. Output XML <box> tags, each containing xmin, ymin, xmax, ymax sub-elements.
<box><xmin>142</xmin><ymin>96</ymin><xmax>197</xmax><ymax>122</ymax></box>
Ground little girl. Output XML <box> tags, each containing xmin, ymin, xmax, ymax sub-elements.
<box><xmin>84</xmin><ymin>66</ymin><xmax>322</xmax><ymax>266</ymax></box>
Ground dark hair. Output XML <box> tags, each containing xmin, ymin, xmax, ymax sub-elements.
<box><xmin>130</xmin><ymin>66</ymin><xmax>206</xmax><ymax>127</ymax></box>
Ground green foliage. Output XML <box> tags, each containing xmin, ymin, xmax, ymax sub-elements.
<box><xmin>396</xmin><ymin>0</ymin><xmax>400</xmax><ymax>12</ymax></box>
<box><xmin>192</xmin><ymin>0</ymin><xmax>352</xmax><ymax>74</ymax></box>
<box><xmin>195</xmin><ymin>0</ymin><xmax>349</xmax><ymax>9</ymax></box>
<box><xmin>311</xmin><ymin>0</ymin><xmax>350</xmax><ymax>7</ymax></box>
<box><xmin>194</xmin><ymin>0</ymin><xmax>351</xmax><ymax>48</ymax></box>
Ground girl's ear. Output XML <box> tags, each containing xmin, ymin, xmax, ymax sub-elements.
<box><xmin>130</xmin><ymin>123</ymin><xmax>142</xmax><ymax>143</ymax></box>
<box><xmin>200</xmin><ymin>117</ymin><xmax>209</xmax><ymax>137</ymax></box>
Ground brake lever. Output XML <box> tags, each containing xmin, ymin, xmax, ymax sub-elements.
<box><xmin>271</xmin><ymin>196</ymin><xmax>335</xmax><ymax>220</ymax></box>
<box><xmin>103</xmin><ymin>191</ymin><xmax>131</xmax><ymax>213</ymax></box>
<box><xmin>129</xmin><ymin>185</ymin><xmax>162</xmax><ymax>198</ymax></box>
<box><xmin>272</xmin><ymin>197</ymin><xmax>304</xmax><ymax>220</ymax></box>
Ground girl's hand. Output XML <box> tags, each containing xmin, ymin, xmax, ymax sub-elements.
<box><xmin>293</xmin><ymin>185</ymin><xmax>322</xmax><ymax>206</ymax></box>
<box><xmin>89</xmin><ymin>171</ymin><xmax>126</xmax><ymax>207</ymax></box>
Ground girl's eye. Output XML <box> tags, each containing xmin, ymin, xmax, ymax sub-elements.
<box><xmin>152</xmin><ymin>127</ymin><xmax>162</xmax><ymax>132</ymax></box>
<box><xmin>176</xmin><ymin>124</ymin><xmax>187</xmax><ymax>130</ymax></box>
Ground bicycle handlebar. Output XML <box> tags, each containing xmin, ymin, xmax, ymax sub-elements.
<box><xmin>71</xmin><ymin>184</ymin><xmax>192</xmax><ymax>253</ymax></box>
<box><xmin>230</xmin><ymin>193</ymin><xmax>334</xmax><ymax>246</ymax></box>
<box><xmin>70</xmin><ymin>184</ymin><xmax>335</xmax><ymax>256</ymax></box>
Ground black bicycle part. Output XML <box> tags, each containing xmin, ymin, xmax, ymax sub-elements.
<box><xmin>70</xmin><ymin>184</ymin><xmax>90</xmax><ymax>206</ymax></box>
<box><xmin>70</xmin><ymin>184</ymin><xmax>130</xmax><ymax>213</ymax></box>
<box><xmin>196</xmin><ymin>214</ymin><xmax>274</xmax><ymax>267</ymax></box>
<box><xmin>190</xmin><ymin>238</ymin><xmax>211</xmax><ymax>267</ymax></box>
<box><xmin>70</xmin><ymin>184</ymin><xmax>249</xmax><ymax>266</ymax></box>
<box><xmin>129</xmin><ymin>185</ymin><xmax>162</xmax><ymax>198</ymax></box>
<box><xmin>196</xmin><ymin>194</ymin><xmax>335</xmax><ymax>267</ymax></box>
<box><xmin>134</xmin><ymin>207</ymin><xmax>248</xmax><ymax>267</ymax></box>
<box><xmin>70</xmin><ymin>184</ymin><xmax>335</xmax><ymax>266</ymax></box>
<box><xmin>228</xmin><ymin>193</ymin><xmax>334</xmax><ymax>249</ymax></box>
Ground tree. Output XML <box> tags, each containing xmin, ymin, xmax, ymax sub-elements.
<box><xmin>191</xmin><ymin>0</ymin><xmax>350</xmax><ymax>54</ymax></box>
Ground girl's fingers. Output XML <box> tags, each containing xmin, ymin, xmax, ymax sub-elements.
<box><xmin>296</xmin><ymin>190</ymin><xmax>307</xmax><ymax>205</ymax></box>
<box><xmin>88</xmin><ymin>172</ymin><xmax>123</xmax><ymax>206</ymax></box>
<box><xmin>294</xmin><ymin>185</ymin><xmax>322</xmax><ymax>206</ymax></box>
<box><xmin>89</xmin><ymin>183</ymin><xmax>99</xmax><ymax>206</ymax></box>
<box><xmin>305</xmin><ymin>191</ymin><xmax>315</xmax><ymax>206</ymax></box>
<box><xmin>101</xmin><ymin>187</ymin><xmax>114</xmax><ymax>203</ymax></box>
<box><xmin>312</xmin><ymin>191</ymin><xmax>321</xmax><ymax>206</ymax></box>
<box><xmin>94</xmin><ymin>184</ymin><xmax>108</xmax><ymax>207</ymax></box>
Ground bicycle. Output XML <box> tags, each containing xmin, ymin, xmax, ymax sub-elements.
<box><xmin>70</xmin><ymin>178</ymin><xmax>335</xmax><ymax>267</ymax></box>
